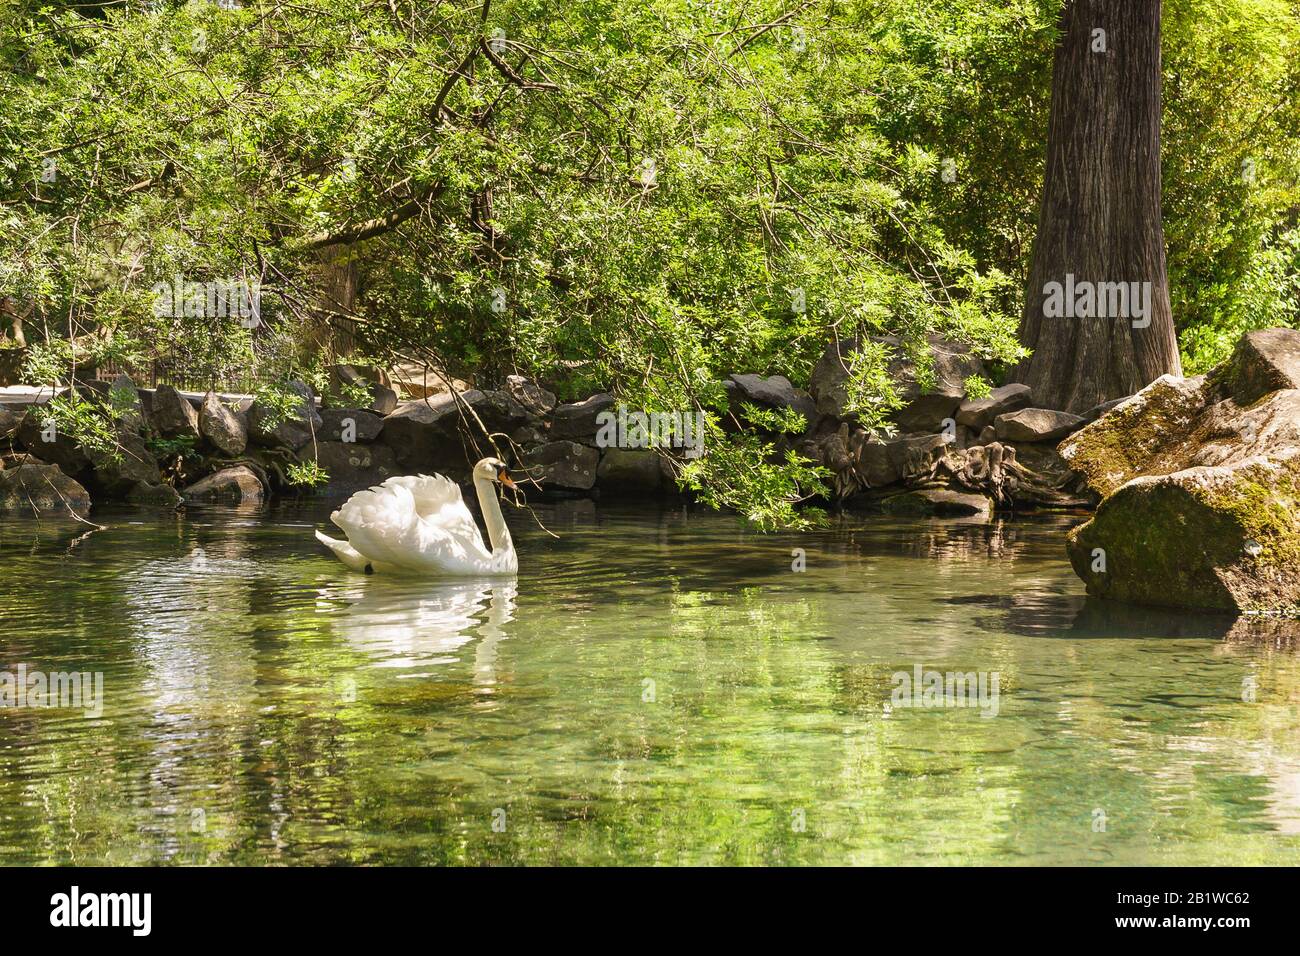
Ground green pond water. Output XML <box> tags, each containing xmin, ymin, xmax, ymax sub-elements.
<box><xmin>1</xmin><ymin>500</ymin><xmax>1298</xmax><ymax>866</ymax></box>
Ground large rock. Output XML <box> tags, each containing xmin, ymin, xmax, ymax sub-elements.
<box><xmin>0</xmin><ymin>405</ymin><xmax>21</xmax><ymax>441</ymax></box>
<box><xmin>520</xmin><ymin>440</ymin><xmax>599</xmax><ymax>491</ymax></box>
<box><xmin>1062</xmin><ymin>328</ymin><xmax>1300</xmax><ymax>613</ymax></box>
<box><xmin>1215</xmin><ymin>327</ymin><xmax>1300</xmax><ymax>406</ymax></box>
<box><xmin>880</xmin><ymin>487</ymin><xmax>992</xmax><ymax>519</ymax></box>
<box><xmin>381</xmin><ymin>389</ymin><xmax>529</xmax><ymax>477</ymax></box>
<box><xmin>596</xmin><ymin>448</ymin><xmax>664</xmax><ymax>493</ymax></box>
<box><xmin>505</xmin><ymin>375</ymin><xmax>556</xmax><ymax>418</ymax></box>
<box><xmin>126</xmin><ymin>481</ymin><xmax>182</xmax><ymax>507</ymax></box>
<box><xmin>994</xmin><ymin>408</ymin><xmax>1085</xmax><ymax>443</ymax></box>
<box><xmin>320</xmin><ymin>408</ymin><xmax>384</xmax><ymax>444</ymax></box>
<box><xmin>248</xmin><ymin>381</ymin><xmax>322</xmax><ymax>451</ymax></box>
<box><xmin>810</xmin><ymin>334</ymin><xmax>984</xmax><ymax>432</ymax></box>
<box><xmin>1059</xmin><ymin>372</ymin><xmax>1300</xmax><ymax>497</ymax></box>
<box><xmin>328</xmin><ymin>364</ymin><xmax>398</xmax><ymax>415</ymax></box>
<box><xmin>149</xmin><ymin>385</ymin><xmax>201</xmax><ymax>439</ymax></box>
<box><xmin>956</xmin><ymin>384</ymin><xmax>1033</xmax><ymax>432</ymax></box>
<box><xmin>182</xmin><ymin>465</ymin><xmax>265</xmax><ymax>503</ymax></box>
<box><xmin>310</xmin><ymin>441</ymin><xmax>399</xmax><ymax>495</ymax></box>
<box><xmin>1068</xmin><ymin>452</ymin><xmax>1300</xmax><ymax>612</ymax></box>
<box><xmin>824</xmin><ymin>429</ymin><xmax>951</xmax><ymax>492</ymax></box>
<box><xmin>16</xmin><ymin>412</ymin><xmax>89</xmax><ymax>475</ymax></box>
<box><xmin>0</xmin><ymin>462</ymin><xmax>91</xmax><ymax>516</ymax></box>
<box><xmin>199</xmin><ymin>391</ymin><xmax>248</xmax><ymax>457</ymax></box>
<box><xmin>1081</xmin><ymin>395</ymin><xmax>1130</xmax><ymax>424</ymax></box>
<box><xmin>550</xmin><ymin>393</ymin><xmax>616</xmax><ymax>441</ymax></box>
<box><xmin>85</xmin><ymin>429</ymin><xmax>161</xmax><ymax>494</ymax></box>
<box><xmin>382</xmin><ymin>392</ymin><xmax>469</xmax><ymax>470</ymax></box>
<box><xmin>728</xmin><ymin>374</ymin><xmax>818</xmax><ymax>424</ymax></box>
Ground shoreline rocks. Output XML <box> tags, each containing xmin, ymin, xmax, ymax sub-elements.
<box><xmin>182</xmin><ymin>465</ymin><xmax>266</xmax><ymax>504</ymax></box>
<box><xmin>0</xmin><ymin>461</ymin><xmax>92</xmax><ymax>517</ymax></box>
<box><xmin>1063</xmin><ymin>328</ymin><xmax>1300</xmax><ymax>613</ymax></box>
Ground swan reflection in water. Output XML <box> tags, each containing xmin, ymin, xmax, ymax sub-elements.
<box><xmin>322</xmin><ymin>576</ymin><xmax>518</xmax><ymax>679</ymax></box>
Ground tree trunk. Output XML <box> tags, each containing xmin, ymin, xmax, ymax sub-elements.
<box><xmin>1014</xmin><ymin>0</ymin><xmax>1181</xmax><ymax>413</ymax></box>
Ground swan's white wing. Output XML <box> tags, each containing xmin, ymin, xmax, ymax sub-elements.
<box><xmin>385</xmin><ymin>474</ymin><xmax>485</xmax><ymax>548</ymax></box>
<box><xmin>329</xmin><ymin>474</ymin><xmax>492</xmax><ymax>573</ymax></box>
<box><xmin>331</xmin><ymin>482</ymin><xmax>417</xmax><ymax>568</ymax></box>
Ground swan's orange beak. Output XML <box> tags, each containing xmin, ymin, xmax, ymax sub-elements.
<box><xmin>497</xmin><ymin>468</ymin><xmax>517</xmax><ymax>490</ymax></box>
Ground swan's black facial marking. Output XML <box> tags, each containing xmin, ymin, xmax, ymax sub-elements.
<box><xmin>363</xmin><ymin>563</ymin><xmax>374</xmax><ymax>575</ymax></box>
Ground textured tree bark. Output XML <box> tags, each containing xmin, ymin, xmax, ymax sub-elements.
<box><xmin>1014</xmin><ymin>0</ymin><xmax>1181</xmax><ymax>413</ymax></box>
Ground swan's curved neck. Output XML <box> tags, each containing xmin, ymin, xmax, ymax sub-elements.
<box><xmin>473</xmin><ymin>475</ymin><xmax>513</xmax><ymax>556</ymax></box>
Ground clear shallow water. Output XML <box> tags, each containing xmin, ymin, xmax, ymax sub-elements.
<box><xmin>1</xmin><ymin>500</ymin><xmax>1298</xmax><ymax>866</ymax></box>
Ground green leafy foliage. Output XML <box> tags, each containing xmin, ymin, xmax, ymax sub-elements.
<box><xmin>286</xmin><ymin>459</ymin><xmax>329</xmax><ymax>489</ymax></box>
<box><xmin>2</xmin><ymin>0</ymin><xmax>1298</xmax><ymax>525</ymax></box>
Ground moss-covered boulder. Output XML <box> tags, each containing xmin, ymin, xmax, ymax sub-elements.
<box><xmin>1062</xmin><ymin>328</ymin><xmax>1300</xmax><ymax>612</ymax></box>
<box><xmin>1058</xmin><ymin>373</ymin><xmax>1209</xmax><ymax>497</ymax></box>
<box><xmin>1067</xmin><ymin>452</ymin><xmax>1300</xmax><ymax>612</ymax></box>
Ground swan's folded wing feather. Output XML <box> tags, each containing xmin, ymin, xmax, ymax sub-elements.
<box><xmin>388</xmin><ymin>475</ymin><xmax>485</xmax><ymax>547</ymax></box>
<box><xmin>330</xmin><ymin>475</ymin><xmax>491</xmax><ymax>572</ymax></box>
<box><xmin>331</xmin><ymin>483</ymin><xmax>416</xmax><ymax>568</ymax></box>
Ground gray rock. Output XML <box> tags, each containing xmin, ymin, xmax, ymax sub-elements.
<box><xmin>16</xmin><ymin>412</ymin><xmax>89</xmax><ymax>475</ymax></box>
<box><xmin>0</xmin><ymin>405</ymin><xmax>21</xmax><ymax>441</ymax></box>
<box><xmin>0</xmin><ymin>462</ymin><xmax>91</xmax><ymax>516</ymax></box>
<box><xmin>728</xmin><ymin>374</ymin><xmax>818</xmax><ymax>424</ymax></box>
<box><xmin>150</xmin><ymin>384</ymin><xmax>201</xmax><ymax>439</ymax></box>
<box><xmin>320</xmin><ymin>408</ymin><xmax>384</xmax><ymax>443</ymax></box>
<box><xmin>521</xmin><ymin>440</ymin><xmax>599</xmax><ymax>490</ymax></box>
<box><xmin>381</xmin><ymin>389</ymin><xmax>529</xmax><ymax>478</ymax></box>
<box><xmin>551</xmin><ymin>393</ymin><xmax>616</xmax><ymax>441</ymax></box>
<box><xmin>126</xmin><ymin>481</ymin><xmax>182</xmax><ymax>507</ymax></box>
<box><xmin>85</xmin><ymin>430</ymin><xmax>161</xmax><ymax>493</ymax></box>
<box><xmin>1216</xmin><ymin>327</ymin><xmax>1300</xmax><ymax>406</ymax></box>
<box><xmin>382</xmin><ymin>391</ymin><xmax>470</xmax><ymax>471</ymax></box>
<box><xmin>822</xmin><ymin>429</ymin><xmax>953</xmax><ymax>493</ymax></box>
<box><xmin>880</xmin><ymin>487</ymin><xmax>992</xmax><ymax>519</ymax></box>
<box><xmin>199</xmin><ymin>391</ymin><xmax>248</xmax><ymax>457</ymax></box>
<box><xmin>810</xmin><ymin>334</ymin><xmax>984</xmax><ymax>432</ymax></box>
<box><xmin>248</xmin><ymin>381</ymin><xmax>322</xmax><ymax>451</ymax></box>
<box><xmin>182</xmin><ymin>465</ymin><xmax>265</xmax><ymax>503</ymax></box>
<box><xmin>329</xmin><ymin>363</ymin><xmax>398</xmax><ymax>415</ymax></box>
<box><xmin>310</xmin><ymin>441</ymin><xmax>399</xmax><ymax>495</ymax></box>
<box><xmin>976</xmin><ymin>425</ymin><xmax>997</xmax><ymax>446</ymax></box>
<box><xmin>505</xmin><ymin>375</ymin><xmax>557</xmax><ymax>418</ymax></box>
<box><xmin>596</xmin><ymin>448</ymin><xmax>663</xmax><ymax>492</ymax></box>
<box><xmin>994</xmin><ymin>408</ymin><xmax>1085</xmax><ymax>443</ymax></box>
<box><xmin>1081</xmin><ymin>395</ymin><xmax>1130</xmax><ymax>423</ymax></box>
<box><xmin>956</xmin><ymin>383</ymin><xmax>1033</xmax><ymax>432</ymax></box>
<box><xmin>854</xmin><ymin>436</ymin><xmax>899</xmax><ymax>487</ymax></box>
<box><xmin>510</xmin><ymin>424</ymin><xmax>547</xmax><ymax>446</ymax></box>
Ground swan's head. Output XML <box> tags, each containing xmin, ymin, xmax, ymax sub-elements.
<box><xmin>474</xmin><ymin>457</ymin><xmax>517</xmax><ymax>490</ymax></box>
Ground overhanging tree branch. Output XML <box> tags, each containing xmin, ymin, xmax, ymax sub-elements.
<box><xmin>294</xmin><ymin>184</ymin><xmax>446</xmax><ymax>250</ymax></box>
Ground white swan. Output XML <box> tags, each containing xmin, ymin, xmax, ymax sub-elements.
<box><xmin>315</xmin><ymin>458</ymin><xmax>518</xmax><ymax>576</ymax></box>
